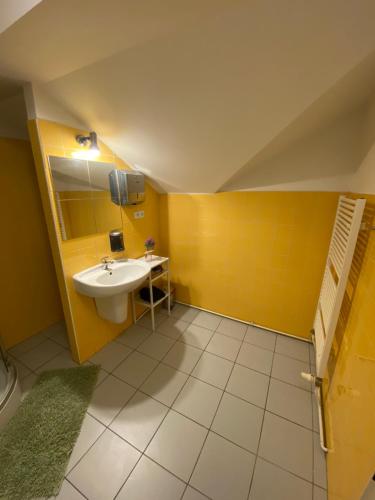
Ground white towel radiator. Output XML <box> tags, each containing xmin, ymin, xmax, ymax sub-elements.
<box><xmin>303</xmin><ymin>195</ymin><xmax>366</xmax><ymax>451</ymax></box>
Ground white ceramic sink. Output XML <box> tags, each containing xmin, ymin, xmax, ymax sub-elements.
<box><xmin>73</xmin><ymin>259</ymin><xmax>149</xmax><ymax>323</ymax></box>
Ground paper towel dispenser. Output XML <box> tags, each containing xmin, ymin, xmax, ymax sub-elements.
<box><xmin>109</xmin><ymin>170</ymin><xmax>145</xmax><ymax>205</ymax></box>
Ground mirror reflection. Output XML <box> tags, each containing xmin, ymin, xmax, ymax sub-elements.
<box><xmin>48</xmin><ymin>156</ymin><xmax>122</xmax><ymax>240</ymax></box>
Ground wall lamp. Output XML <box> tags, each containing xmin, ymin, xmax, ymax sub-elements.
<box><xmin>73</xmin><ymin>131</ymin><xmax>100</xmax><ymax>159</ymax></box>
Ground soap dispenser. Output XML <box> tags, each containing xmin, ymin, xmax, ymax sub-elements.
<box><xmin>109</xmin><ymin>230</ymin><xmax>124</xmax><ymax>252</ymax></box>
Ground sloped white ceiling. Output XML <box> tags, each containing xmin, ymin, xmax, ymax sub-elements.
<box><xmin>1</xmin><ymin>0</ymin><xmax>375</xmax><ymax>192</ymax></box>
<box><xmin>0</xmin><ymin>0</ymin><xmax>41</xmax><ymax>35</ymax></box>
<box><xmin>222</xmin><ymin>108</ymin><xmax>365</xmax><ymax>192</ymax></box>
<box><xmin>222</xmin><ymin>53</ymin><xmax>375</xmax><ymax>191</ymax></box>
<box><xmin>0</xmin><ymin>0</ymin><xmax>238</xmax><ymax>80</ymax></box>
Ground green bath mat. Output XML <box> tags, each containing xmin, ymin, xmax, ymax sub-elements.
<box><xmin>0</xmin><ymin>364</ymin><xmax>99</xmax><ymax>500</ymax></box>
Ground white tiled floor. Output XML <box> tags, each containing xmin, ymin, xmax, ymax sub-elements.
<box><xmin>11</xmin><ymin>307</ymin><xmax>327</xmax><ymax>500</ymax></box>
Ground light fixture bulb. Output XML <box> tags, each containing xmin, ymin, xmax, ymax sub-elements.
<box><xmin>74</xmin><ymin>131</ymin><xmax>100</xmax><ymax>159</ymax></box>
<box><xmin>87</xmin><ymin>146</ymin><xmax>100</xmax><ymax>159</ymax></box>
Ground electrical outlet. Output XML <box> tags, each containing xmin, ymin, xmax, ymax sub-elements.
<box><xmin>134</xmin><ymin>210</ymin><xmax>145</xmax><ymax>219</ymax></box>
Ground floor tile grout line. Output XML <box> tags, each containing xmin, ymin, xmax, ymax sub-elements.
<box><xmin>162</xmin><ymin>347</ymin><xmax>204</xmax><ymax>375</ymax></box>
<box><xmin>33</xmin><ymin>346</ymin><xmax>73</xmax><ymax>372</ymax></box>
<box><xmin>186</xmin><ymin>320</ymin><xmax>291</xmax><ymax>355</ymax></box>
<box><xmin>65</xmin><ymin>326</ymin><xmax>183</xmax><ymax>488</ymax></box>
<box><xmin>182</xmin><ymin>485</ymin><xmax>212</xmax><ymax>500</ymax></box>
<box><xmin>113</xmin><ymin>368</ymin><xmax>204</xmax><ymax>497</ymax></box>
<box><xmin>67</xmin><ymin>395</ymin><xmax>146</xmax><ymax>499</ymax></box>
<box><xmin>19</xmin><ymin>323</ymin><xmax>313</xmax><ymax>427</ymax></box>
<box><xmin>273</xmin><ymin>348</ymin><xmax>311</xmax><ymax>365</ymax></box>
<box><xmin>17</xmin><ymin>354</ymin><xmax>65</xmax><ymax>378</ymax></box>
<box><xmin>89</xmin><ymin>347</ymin><xmax>193</xmax><ymax>411</ymax></box>
<box><xmin>135</xmin><ymin>327</ymin><xmax>193</xmax><ymax>390</ymax></box>
<box><xmin>164</xmin><ymin>333</ymin><xmax>312</xmax><ymax>392</ymax></box>
<box><xmin>89</xmin><ymin>382</ymin><xmax>312</xmax><ymax>466</ymax></box>
<box><xmin>23</xmin><ymin>330</ymin><xmax>68</xmax><ymax>352</ymax></box>
<box><xmin>15</xmin><ymin>324</ymin><xmax>212</xmax><ymax>473</ymax></box>
<box><xmin>183</xmin><ymin>319</ymin><xmax>251</xmax><ymax>497</ymax></box>
<box><xmin>32</xmin><ymin>324</ymin><xmax>314</xmax><ymax>495</ymax></box>
<box><xmin>12</xmin><ymin>342</ymin><xmax>68</xmax><ymax>373</ymax></box>
<box><xmin>116</xmin><ymin>329</ymin><xmax>154</xmax><ymax>351</ymax></box>
<box><xmin>178</xmin><ymin>319</ymin><xmax>225</xmax><ymax>499</ymax></box>
<box><xmin>84</xmin><ymin>404</ymin><xmax>320</xmax><ymax>492</ymax></box>
<box><xmin>65</xmin><ymin>414</ymin><xmax>108</xmax><ymax>477</ymax></box>
<box><xmin>81</xmin><ymin>407</ymin><xmax>212</xmax><ymax>500</ymax></box>
<box><xmin>164</xmin><ymin>375</ymin><xmax>314</xmax><ymax>434</ymax></box>
<box><xmin>88</xmin><ymin>315</ymin><xmax>310</xmax><ymax>387</ymax></box>
<box><xmin>176</xmin><ymin>336</ymin><xmax>313</xmax><ymax>393</ymax></box>
<box><xmin>43</xmin><ymin>328</ymin><xmax>71</xmax><ymax>348</ymax></box>
<box><xmin>311</xmin><ymin>370</ymin><xmax>316</xmax><ymax>500</ymax></box>
<box><xmin>8</xmin><ymin>354</ymin><xmax>35</xmax><ymax>379</ymax></box>
<box><xmin>12</xmin><ymin>307</ymin><xmax>309</xmax><ymax>362</ymax></box>
<box><xmin>263</xmin><ymin>408</ymin><xmax>314</xmax><ymax>432</ymax></box>
<box><xmin>109</xmin><ymin>329</ymin><xmax>180</xmax><ymax>418</ymax></box>
<box><xmin>17</xmin><ymin>309</ymin><xmax>323</xmax><ymax>497</ymax></box>
<box><xmin>174</xmin><ymin>303</ymin><xmax>314</xmax><ymax>344</ymax></box>
<box><xmin>64</xmin><ymin>476</ymin><xmax>90</xmax><ymax>499</ymax></box>
<box><xmin>251</xmin><ymin>455</ymin><xmax>319</xmax><ymax>488</ymax></box>
<box><xmin>248</xmin><ymin>455</ymin><xmax>260</xmax><ymax>500</ymax></box>
<box><xmin>125</xmin><ymin>400</ymin><xmax>322</xmax><ymax>487</ymax></box>
<box><xmin>113</xmin><ymin>450</ymin><xmax>144</xmax><ymax>500</ymax></box>
<box><xmin>161</xmin><ymin>312</ymin><xmax>249</xmax><ymax>346</ymax></box>
<box><xmin>186</xmin><ymin>351</ymin><xmax>313</xmax><ymax>395</ymax></box>
<box><xmin>311</xmin><ymin>436</ymin><xmax>315</xmax><ymax>500</ymax></box>
<box><xmin>90</xmin><ymin>342</ymin><xmax>139</xmax><ymax>374</ymax></box>
<box><xmin>269</xmin><ymin>375</ymin><xmax>314</xmax><ymax>394</ymax></box>
<box><xmin>311</xmin><ymin>391</ymin><xmax>320</xmax><ymax>435</ymax></box>
<box><xmin>107</xmin><ymin>314</ymin><xmax>210</xmax><ymax>499</ymax></box>
<box><xmin>26</xmin><ymin>314</ymin><xmax>315</xmax><ymax>483</ymax></box>
<box><xmin>252</xmin><ymin>343</ymin><xmax>317</xmax><ymax>489</ymax></box>
<box><xmin>179</xmin><ymin>311</ymin><xmax>296</xmax><ymax>499</ymax></box>
<box><xmin>100</xmin><ymin>312</ymin><xmax>320</xmax><ymax>489</ymax></box>
<box><xmin>7</xmin><ymin>334</ymin><xmax>47</xmax><ymax>358</ymax></box>
<box><xmin>123</xmin><ymin>453</ymin><xmax>212</xmax><ymax>500</ymax></box>
<box><xmin>130</xmin><ymin>341</ymin><xmax>315</xmax><ymax>428</ymax></box>
<box><xmin>175</xmin><ymin>374</ymin><xmax>312</xmax><ymax>432</ymax></box>
<box><xmin>262</xmin><ymin>349</ymin><xmax>324</xmax><ymax>486</ymax></box>
<box><xmin>247</xmin><ymin>338</ymin><xmax>276</xmax><ymax>499</ymax></box>
<box><xmin>200</xmin><ymin>327</ymin><xmax>312</xmax><ymax>353</ymax></box>
<box><xmin>136</xmin><ymin>454</ymin><xmax>188</xmax><ymax>488</ymax></box>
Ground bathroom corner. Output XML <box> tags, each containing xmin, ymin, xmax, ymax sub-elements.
<box><xmin>28</xmin><ymin>118</ymin><xmax>161</xmax><ymax>362</ymax></box>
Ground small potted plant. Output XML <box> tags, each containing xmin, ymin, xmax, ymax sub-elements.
<box><xmin>144</xmin><ymin>236</ymin><xmax>155</xmax><ymax>261</ymax></box>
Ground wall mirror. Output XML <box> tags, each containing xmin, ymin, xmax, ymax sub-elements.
<box><xmin>48</xmin><ymin>156</ymin><xmax>122</xmax><ymax>240</ymax></box>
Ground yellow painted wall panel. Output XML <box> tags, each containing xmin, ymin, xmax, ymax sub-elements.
<box><xmin>325</xmin><ymin>194</ymin><xmax>375</xmax><ymax>500</ymax></box>
<box><xmin>25</xmin><ymin>115</ymin><xmax>375</xmax><ymax>498</ymax></box>
<box><xmin>29</xmin><ymin>119</ymin><xmax>160</xmax><ymax>362</ymax></box>
<box><xmin>160</xmin><ymin>191</ymin><xmax>339</xmax><ymax>338</ymax></box>
<box><xmin>0</xmin><ymin>137</ymin><xmax>63</xmax><ymax>348</ymax></box>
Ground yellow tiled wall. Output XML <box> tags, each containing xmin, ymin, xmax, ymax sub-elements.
<box><xmin>159</xmin><ymin>192</ymin><xmax>339</xmax><ymax>338</ymax></box>
<box><xmin>324</xmin><ymin>193</ymin><xmax>375</xmax><ymax>500</ymax></box>
<box><xmin>25</xmin><ymin>115</ymin><xmax>375</xmax><ymax>497</ymax></box>
<box><xmin>0</xmin><ymin>136</ymin><xmax>63</xmax><ymax>348</ymax></box>
<box><xmin>28</xmin><ymin>116</ymin><xmax>339</xmax><ymax>362</ymax></box>
<box><xmin>28</xmin><ymin>119</ymin><xmax>160</xmax><ymax>362</ymax></box>
<box><xmin>57</xmin><ymin>191</ymin><xmax>122</xmax><ymax>240</ymax></box>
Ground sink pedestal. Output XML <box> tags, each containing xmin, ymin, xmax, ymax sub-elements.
<box><xmin>73</xmin><ymin>259</ymin><xmax>150</xmax><ymax>324</ymax></box>
<box><xmin>95</xmin><ymin>292</ymin><xmax>128</xmax><ymax>323</ymax></box>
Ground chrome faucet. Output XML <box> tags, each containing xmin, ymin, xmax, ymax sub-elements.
<box><xmin>101</xmin><ymin>256</ymin><xmax>114</xmax><ymax>271</ymax></box>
